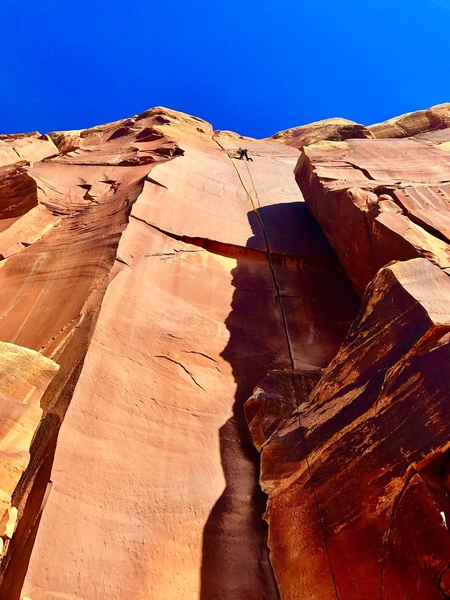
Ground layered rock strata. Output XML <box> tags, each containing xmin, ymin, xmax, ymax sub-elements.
<box><xmin>271</xmin><ymin>102</ymin><xmax>450</xmax><ymax>150</ymax></box>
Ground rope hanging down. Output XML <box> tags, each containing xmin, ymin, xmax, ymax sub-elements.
<box><xmin>212</xmin><ymin>135</ymin><xmax>340</xmax><ymax>600</ymax></box>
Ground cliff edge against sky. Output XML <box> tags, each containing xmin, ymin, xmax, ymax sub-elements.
<box><xmin>0</xmin><ymin>104</ymin><xmax>449</xmax><ymax>599</ymax></box>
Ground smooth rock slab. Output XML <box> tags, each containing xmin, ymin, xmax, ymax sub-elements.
<box><xmin>21</xmin><ymin>221</ymin><xmax>286</xmax><ymax>600</ymax></box>
<box><xmin>19</xmin><ymin>108</ymin><xmax>358</xmax><ymax>600</ymax></box>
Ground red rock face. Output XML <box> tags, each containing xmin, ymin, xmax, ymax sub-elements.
<box><xmin>2</xmin><ymin>103</ymin><xmax>449</xmax><ymax>600</ymax></box>
<box><xmin>296</xmin><ymin>132</ymin><xmax>450</xmax><ymax>295</ymax></box>
<box><xmin>0</xmin><ymin>108</ymin><xmax>359</xmax><ymax>599</ymax></box>
<box><xmin>245</xmin><ymin>106</ymin><xmax>450</xmax><ymax>599</ymax></box>
<box><xmin>247</xmin><ymin>259</ymin><xmax>450</xmax><ymax>599</ymax></box>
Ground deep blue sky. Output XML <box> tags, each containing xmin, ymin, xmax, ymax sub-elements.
<box><xmin>1</xmin><ymin>1</ymin><xmax>450</xmax><ymax>138</ymax></box>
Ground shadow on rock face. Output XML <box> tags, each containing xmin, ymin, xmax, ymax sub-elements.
<box><xmin>200</xmin><ymin>202</ymin><xmax>359</xmax><ymax>600</ymax></box>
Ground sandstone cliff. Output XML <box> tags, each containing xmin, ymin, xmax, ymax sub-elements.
<box><xmin>0</xmin><ymin>103</ymin><xmax>448</xmax><ymax>599</ymax></box>
<box><xmin>248</xmin><ymin>102</ymin><xmax>450</xmax><ymax>599</ymax></box>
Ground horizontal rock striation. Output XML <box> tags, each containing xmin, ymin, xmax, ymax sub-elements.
<box><xmin>367</xmin><ymin>102</ymin><xmax>450</xmax><ymax>138</ymax></box>
<box><xmin>271</xmin><ymin>103</ymin><xmax>450</xmax><ymax>150</ymax></box>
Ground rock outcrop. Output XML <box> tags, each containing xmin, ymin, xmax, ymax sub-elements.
<box><xmin>367</xmin><ymin>102</ymin><xmax>450</xmax><ymax>138</ymax></box>
<box><xmin>0</xmin><ymin>343</ymin><xmax>58</xmax><ymax>563</ymax></box>
<box><xmin>0</xmin><ymin>106</ymin><xmax>359</xmax><ymax>599</ymax></box>
<box><xmin>269</xmin><ymin>117</ymin><xmax>373</xmax><ymax>149</ymax></box>
<box><xmin>246</xmin><ymin>258</ymin><xmax>450</xmax><ymax>598</ymax></box>
<box><xmin>295</xmin><ymin>127</ymin><xmax>450</xmax><ymax>295</ymax></box>
<box><xmin>271</xmin><ymin>102</ymin><xmax>450</xmax><ymax>149</ymax></box>
<box><xmin>246</xmin><ymin>103</ymin><xmax>450</xmax><ymax>599</ymax></box>
<box><xmin>0</xmin><ymin>102</ymin><xmax>449</xmax><ymax>600</ymax></box>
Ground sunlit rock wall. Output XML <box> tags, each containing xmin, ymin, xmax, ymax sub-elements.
<box><xmin>0</xmin><ymin>103</ymin><xmax>449</xmax><ymax>600</ymax></box>
<box><xmin>247</xmin><ymin>104</ymin><xmax>450</xmax><ymax>600</ymax></box>
<box><xmin>0</xmin><ymin>108</ymin><xmax>359</xmax><ymax>600</ymax></box>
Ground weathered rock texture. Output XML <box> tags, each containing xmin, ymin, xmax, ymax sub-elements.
<box><xmin>247</xmin><ymin>259</ymin><xmax>450</xmax><ymax>598</ymax></box>
<box><xmin>271</xmin><ymin>102</ymin><xmax>450</xmax><ymax>149</ymax></box>
<box><xmin>0</xmin><ymin>103</ymin><xmax>449</xmax><ymax>600</ymax></box>
<box><xmin>0</xmin><ymin>343</ymin><xmax>58</xmax><ymax>561</ymax></box>
<box><xmin>367</xmin><ymin>102</ymin><xmax>450</xmax><ymax>138</ymax></box>
<box><xmin>0</xmin><ymin>107</ymin><xmax>360</xmax><ymax>599</ymax></box>
<box><xmin>270</xmin><ymin>117</ymin><xmax>373</xmax><ymax>149</ymax></box>
<box><xmin>295</xmin><ymin>119</ymin><xmax>450</xmax><ymax>296</ymax></box>
<box><xmin>246</xmin><ymin>103</ymin><xmax>450</xmax><ymax>599</ymax></box>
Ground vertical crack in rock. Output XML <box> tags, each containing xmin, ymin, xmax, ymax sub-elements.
<box><xmin>212</xmin><ymin>136</ymin><xmax>295</xmax><ymax>369</ymax></box>
<box><xmin>250</xmin><ymin>258</ymin><xmax>450</xmax><ymax>598</ymax></box>
<box><xmin>214</xmin><ymin>136</ymin><xmax>342</xmax><ymax>599</ymax></box>
<box><xmin>246</xmin><ymin>106</ymin><xmax>450</xmax><ymax>598</ymax></box>
<box><xmin>18</xmin><ymin>111</ymin><xmax>306</xmax><ymax>600</ymax></box>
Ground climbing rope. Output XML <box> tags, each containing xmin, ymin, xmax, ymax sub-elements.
<box><xmin>212</xmin><ymin>134</ymin><xmax>340</xmax><ymax>600</ymax></box>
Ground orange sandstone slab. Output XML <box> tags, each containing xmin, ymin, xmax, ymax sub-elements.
<box><xmin>21</xmin><ymin>221</ymin><xmax>287</xmax><ymax>600</ymax></box>
<box><xmin>0</xmin><ymin>107</ymin><xmax>186</xmax><ymax>358</ymax></box>
<box><xmin>0</xmin><ymin>112</ymin><xmax>184</xmax><ymax>595</ymax></box>
<box><xmin>130</xmin><ymin>127</ymin><xmax>302</xmax><ymax>252</ymax></box>
<box><xmin>19</xmin><ymin>109</ymin><xmax>358</xmax><ymax>600</ymax></box>
<box><xmin>0</xmin><ymin>134</ymin><xmax>58</xmax><ymax>168</ymax></box>
<box><xmin>0</xmin><ymin>343</ymin><xmax>58</xmax><ymax>558</ymax></box>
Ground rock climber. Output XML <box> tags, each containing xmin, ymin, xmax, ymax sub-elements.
<box><xmin>237</xmin><ymin>148</ymin><xmax>253</xmax><ymax>161</ymax></box>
